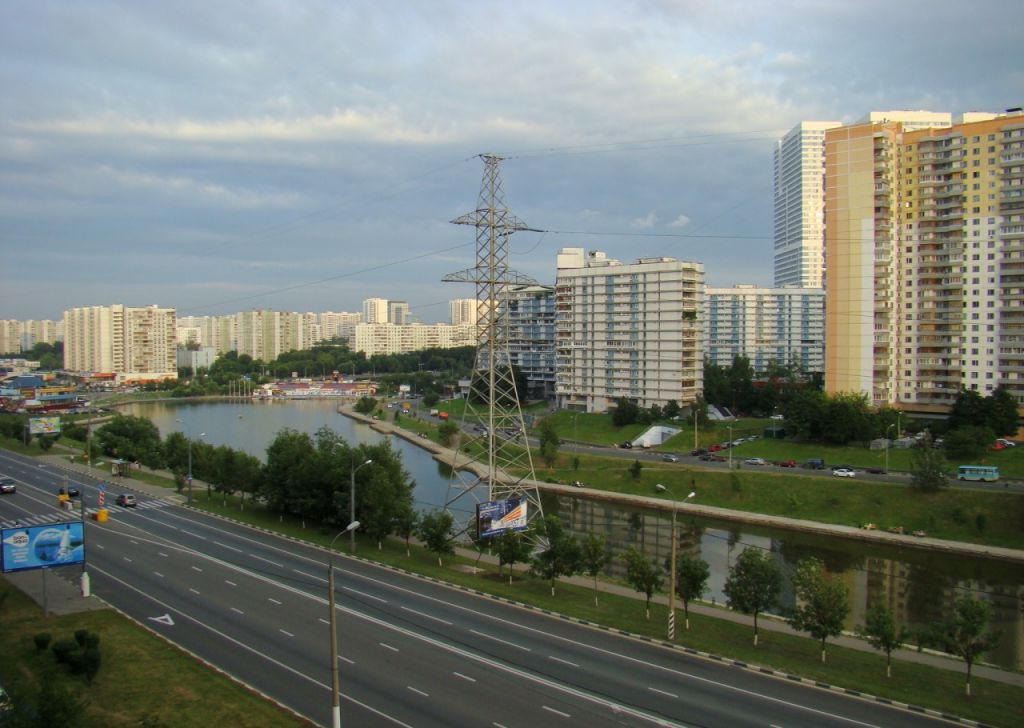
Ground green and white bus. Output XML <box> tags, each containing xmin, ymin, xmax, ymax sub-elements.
<box><xmin>957</xmin><ymin>465</ymin><xmax>999</xmax><ymax>482</ymax></box>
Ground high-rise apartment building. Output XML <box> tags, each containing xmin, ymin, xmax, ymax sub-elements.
<box><xmin>0</xmin><ymin>320</ymin><xmax>23</xmax><ymax>354</ymax></box>
<box><xmin>704</xmin><ymin>284</ymin><xmax>825</xmax><ymax>373</ymax></box>
<box><xmin>64</xmin><ymin>304</ymin><xmax>176</xmax><ymax>382</ymax></box>
<box><xmin>319</xmin><ymin>311</ymin><xmax>362</xmax><ymax>342</ymax></box>
<box><xmin>388</xmin><ymin>301</ymin><xmax>411</xmax><ymax>326</ymax></box>
<box><xmin>362</xmin><ymin>297</ymin><xmax>389</xmax><ymax>324</ymax></box>
<box><xmin>554</xmin><ymin>248</ymin><xmax>703</xmax><ymax>413</ymax></box>
<box><xmin>824</xmin><ymin>110</ymin><xmax>1024</xmax><ymax>406</ymax></box>
<box><xmin>353</xmin><ymin>323</ymin><xmax>475</xmax><ymax>356</ymax></box>
<box><xmin>236</xmin><ymin>310</ymin><xmax>282</xmax><ymax>361</ymax></box>
<box><xmin>502</xmin><ymin>284</ymin><xmax>557</xmax><ymax>400</ymax></box>
<box><xmin>774</xmin><ymin>121</ymin><xmax>841</xmax><ymax>288</ymax></box>
<box><xmin>449</xmin><ymin>298</ymin><xmax>479</xmax><ymax>326</ymax></box>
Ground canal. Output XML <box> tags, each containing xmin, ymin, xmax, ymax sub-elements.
<box><xmin>121</xmin><ymin>398</ymin><xmax>1024</xmax><ymax>670</ymax></box>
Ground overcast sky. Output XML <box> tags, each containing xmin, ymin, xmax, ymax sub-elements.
<box><xmin>2</xmin><ymin>1</ymin><xmax>1021</xmax><ymax>323</ymax></box>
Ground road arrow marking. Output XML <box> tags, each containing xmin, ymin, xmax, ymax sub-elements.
<box><xmin>149</xmin><ymin>614</ymin><xmax>174</xmax><ymax>626</ymax></box>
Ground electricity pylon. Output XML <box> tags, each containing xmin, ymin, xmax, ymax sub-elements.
<box><xmin>442</xmin><ymin>154</ymin><xmax>544</xmax><ymax>539</ymax></box>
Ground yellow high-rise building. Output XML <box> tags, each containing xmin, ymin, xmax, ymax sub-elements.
<box><xmin>825</xmin><ymin>110</ymin><xmax>1024</xmax><ymax>408</ymax></box>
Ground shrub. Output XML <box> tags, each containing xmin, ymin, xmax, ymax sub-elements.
<box><xmin>51</xmin><ymin>639</ymin><xmax>78</xmax><ymax>664</ymax></box>
<box><xmin>34</xmin><ymin>632</ymin><xmax>52</xmax><ymax>652</ymax></box>
<box><xmin>67</xmin><ymin>649</ymin><xmax>85</xmax><ymax>674</ymax></box>
<box><xmin>975</xmin><ymin>513</ymin><xmax>987</xmax><ymax>533</ymax></box>
<box><xmin>74</xmin><ymin>629</ymin><xmax>89</xmax><ymax>647</ymax></box>
<box><xmin>950</xmin><ymin>506</ymin><xmax>968</xmax><ymax>526</ymax></box>
<box><xmin>85</xmin><ymin>633</ymin><xmax>100</xmax><ymax>649</ymax></box>
<box><xmin>83</xmin><ymin>647</ymin><xmax>102</xmax><ymax>683</ymax></box>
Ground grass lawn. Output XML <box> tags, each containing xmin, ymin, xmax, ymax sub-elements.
<box><xmin>186</xmin><ymin>492</ymin><xmax>1024</xmax><ymax>728</ymax></box>
<box><xmin>0</xmin><ymin>578</ymin><xmax>310</xmax><ymax>727</ymax></box>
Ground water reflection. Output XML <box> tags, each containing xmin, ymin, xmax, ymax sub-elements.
<box><xmin>121</xmin><ymin>400</ymin><xmax>1024</xmax><ymax>669</ymax></box>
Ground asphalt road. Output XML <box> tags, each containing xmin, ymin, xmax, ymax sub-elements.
<box><xmin>1</xmin><ymin>449</ymin><xmax>956</xmax><ymax>727</ymax></box>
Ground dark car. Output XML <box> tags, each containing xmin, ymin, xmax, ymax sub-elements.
<box><xmin>775</xmin><ymin>460</ymin><xmax>797</xmax><ymax>468</ymax></box>
<box><xmin>619</xmin><ymin>441</ymin><xmax>633</xmax><ymax>449</ymax></box>
<box><xmin>865</xmin><ymin>467</ymin><xmax>887</xmax><ymax>474</ymax></box>
<box><xmin>0</xmin><ymin>476</ymin><xmax>15</xmax><ymax>494</ymax></box>
<box><xmin>115</xmin><ymin>493</ymin><xmax>137</xmax><ymax>508</ymax></box>
<box><xmin>59</xmin><ymin>486</ymin><xmax>81</xmax><ymax>498</ymax></box>
<box><xmin>690</xmin><ymin>448</ymin><xmax>707</xmax><ymax>456</ymax></box>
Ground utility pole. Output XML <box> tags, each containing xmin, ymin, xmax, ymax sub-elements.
<box><xmin>442</xmin><ymin>154</ymin><xmax>544</xmax><ymax>538</ymax></box>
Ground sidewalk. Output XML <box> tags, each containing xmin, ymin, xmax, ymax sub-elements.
<box><xmin>38</xmin><ymin>451</ymin><xmax>1024</xmax><ymax>688</ymax></box>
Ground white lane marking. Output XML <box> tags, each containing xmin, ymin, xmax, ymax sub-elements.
<box><xmin>96</xmin><ymin>544</ymin><xmax>105</xmax><ymax>550</ymax></box>
<box><xmin>213</xmin><ymin>541</ymin><xmax>243</xmax><ymax>552</ymax></box>
<box><xmin>648</xmin><ymin>686</ymin><xmax>678</xmax><ymax>698</ymax></box>
<box><xmin>225</xmin><ymin>580</ymin><xmax>237</xmax><ymax>587</ymax></box>
<box><xmin>318</xmin><ymin>618</ymin><xmax>330</xmax><ymax>626</ymax></box>
<box><xmin>268</xmin><ymin>597</ymin><xmax>282</xmax><ymax>605</ymax></box>
<box><xmin>231</xmin><ymin>607</ymin><xmax>244</xmax><ymax>615</ymax></box>
<box><xmin>542</xmin><ymin>706</ymin><xmax>571</xmax><ymax>718</ymax></box>
<box><xmin>279</xmin><ymin>629</ymin><xmax>294</xmax><ymax>638</ymax></box>
<box><xmin>470</xmin><ymin>629</ymin><xmax>530</xmax><ymax>652</ymax></box>
<box><xmin>153</xmin><ymin>572</ymin><xmax>164</xmax><ymax>578</ymax></box>
<box><xmin>191</xmin><ymin>566</ymin><xmax>203</xmax><ymax>572</ymax></box>
<box><xmin>454</xmin><ymin>672</ymin><xmax>476</xmax><ymax>683</ymax></box>
<box><xmin>379</xmin><ymin>643</ymin><xmax>399</xmax><ymax>652</ymax></box>
<box><xmin>400</xmin><ymin>605</ymin><xmax>452</xmax><ymax>625</ymax></box>
<box><xmin>549</xmin><ymin>655</ymin><xmax>579</xmax><ymax>668</ymax></box>
<box><xmin>89</xmin><ymin>565</ymin><xmax>412</xmax><ymax>728</ymax></box>
<box><xmin>129</xmin><ymin>539</ymin><xmax>139</xmax><ymax>545</ymax></box>
<box><xmin>123</xmin><ymin>556</ymin><xmax>133</xmax><ymax>563</ymax></box>
<box><xmin>158</xmin><ymin>552</ymin><xmax>168</xmax><ymax>557</ymax></box>
<box><xmin>250</xmin><ymin>554</ymin><xmax>283</xmax><ymax>568</ymax></box>
<box><xmin>294</xmin><ymin>568</ymin><xmax>324</xmax><ymax>582</ymax></box>
<box><xmin>339</xmin><ymin>655</ymin><xmax>354</xmax><ymax>665</ymax></box>
<box><xmin>342</xmin><ymin>586</ymin><xmax>386</xmax><ymax>603</ymax></box>
<box><xmin>407</xmin><ymin>686</ymin><xmax>429</xmax><ymax>697</ymax></box>
<box><xmin>189</xmin><ymin>588</ymin><xmax>200</xmax><ymax>595</ymax></box>
<box><xmin>180</xmin><ymin>529</ymin><xmax>206</xmax><ymax>540</ymax></box>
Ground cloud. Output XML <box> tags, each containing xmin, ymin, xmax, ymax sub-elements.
<box><xmin>669</xmin><ymin>214</ymin><xmax>691</xmax><ymax>228</ymax></box>
<box><xmin>630</xmin><ymin>212</ymin><xmax>658</xmax><ymax>229</ymax></box>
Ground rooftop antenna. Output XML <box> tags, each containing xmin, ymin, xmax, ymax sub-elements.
<box><xmin>442</xmin><ymin>154</ymin><xmax>544</xmax><ymax>540</ymax></box>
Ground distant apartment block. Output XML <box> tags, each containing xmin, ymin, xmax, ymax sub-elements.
<box><xmin>502</xmin><ymin>284</ymin><xmax>557</xmax><ymax>400</ymax></box>
<box><xmin>64</xmin><ymin>304</ymin><xmax>176</xmax><ymax>382</ymax></box>
<box><xmin>824</xmin><ymin>110</ymin><xmax>1024</xmax><ymax>406</ymax></box>
<box><xmin>0</xmin><ymin>319</ymin><xmax>63</xmax><ymax>354</ymax></box>
<box><xmin>704</xmin><ymin>285</ymin><xmax>824</xmax><ymax>373</ymax></box>
<box><xmin>352</xmin><ymin>323</ymin><xmax>476</xmax><ymax>357</ymax></box>
<box><xmin>0</xmin><ymin>321</ymin><xmax>21</xmax><ymax>355</ymax></box>
<box><xmin>362</xmin><ymin>297</ymin><xmax>389</xmax><ymax>324</ymax></box>
<box><xmin>319</xmin><ymin>311</ymin><xmax>363</xmax><ymax>342</ymax></box>
<box><xmin>449</xmin><ymin>298</ymin><xmax>479</xmax><ymax>326</ymax></box>
<box><xmin>388</xmin><ymin>301</ymin><xmax>411</xmax><ymax>326</ymax></box>
<box><xmin>554</xmin><ymin>248</ymin><xmax>703</xmax><ymax>413</ymax></box>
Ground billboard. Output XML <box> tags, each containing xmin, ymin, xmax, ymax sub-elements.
<box><xmin>29</xmin><ymin>416</ymin><xmax>62</xmax><ymax>435</ymax></box>
<box><xmin>477</xmin><ymin>497</ymin><xmax>528</xmax><ymax>539</ymax></box>
<box><xmin>1</xmin><ymin>522</ymin><xmax>85</xmax><ymax>573</ymax></box>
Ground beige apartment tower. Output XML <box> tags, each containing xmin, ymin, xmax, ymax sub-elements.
<box><xmin>825</xmin><ymin>111</ymin><xmax>1024</xmax><ymax>407</ymax></box>
<box><xmin>63</xmin><ymin>304</ymin><xmax>176</xmax><ymax>382</ymax></box>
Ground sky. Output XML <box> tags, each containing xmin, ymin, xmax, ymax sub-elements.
<box><xmin>2</xmin><ymin>1</ymin><xmax>1022</xmax><ymax>323</ymax></box>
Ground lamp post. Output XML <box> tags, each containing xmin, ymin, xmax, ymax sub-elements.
<box><xmin>176</xmin><ymin>419</ymin><xmax>204</xmax><ymax>507</ymax></box>
<box><xmin>656</xmin><ymin>484</ymin><xmax>695</xmax><ymax>640</ymax></box>
<box><xmin>349</xmin><ymin>458</ymin><xmax>373</xmax><ymax>554</ymax></box>
<box><xmin>693</xmin><ymin>407</ymin><xmax>699</xmax><ymax>451</ymax></box>
<box><xmin>329</xmin><ymin>521</ymin><xmax>361</xmax><ymax>728</ymax></box>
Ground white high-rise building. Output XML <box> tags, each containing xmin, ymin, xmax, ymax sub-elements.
<box><xmin>449</xmin><ymin>298</ymin><xmax>479</xmax><ymax>326</ymax></box>
<box><xmin>319</xmin><ymin>311</ymin><xmax>362</xmax><ymax>342</ymax></box>
<box><xmin>554</xmin><ymin>248</ymin><xmax>703</xmax><ymax>413</ymax></box>
<box><xmin>704</xmin><ymin>285</ymin><xmax>825</xmax><ymax>373</ymax></box>
<box><xmin>353</xmin><ymin>323</ymin><xmax>475</xmax><ymax>356</ymax></box>
<box><xmin>388</xmin><ymin>300</ymin><xmax>411</xmax><ymax>326</ymax></box>
<box><xmin>363</xmin><ymin>298</ymin><xmax>389</xmax><ymax>324</ymax></box>
<box><xmin>64</xmin><ymin>304</ymin><xmax>176</xmax><ymax>382</ymax></box>
<box><xmin>774</xmin><ymin>121</ymin><xmax>841</xmax><ymax>287</ymax></box>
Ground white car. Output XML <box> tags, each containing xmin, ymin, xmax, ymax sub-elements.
<box><xmin>661</xmin><ymin>454</ymin><xmax>679</xmax><ymax>463</ymax></box>
<box><xmin>996</xmin><ymin>438</ymin><xmax>1016</xmax><ymax>448</ymax></box>
<box><xmin>832</xmin><ymin>468</ymin><xmax>856</xmax><ymax>478</ymax></box>
<box><xmin>744</xmin><ymin>457</ymin><xmax>768</xmax><ymax>466</ymax></box>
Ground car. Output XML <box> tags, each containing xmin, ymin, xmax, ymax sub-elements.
<box><xmin>700</xmin><ymin>454</ymin><xmax>726</xmax><ymax>462</ymax></box>
<box><xmin>570</xmin><ymin>480</ymin><xmax>584</xmax><ymax>488</ymax></box>
<box><xmin>769</xmin><ymin>414</ymin><xmax>784</xmax><ymax>420</ymax></box>
<box><xmin>990</xmin><ymin>442</ymin><xmax>1006</xmax><ymax>451</ymax></box>
<box><xmin>865</xmin><ymin>467</ymin><xmax>887</xmax><ymax>474</ymax></box>
<box><xmin>58</xmin><ymin>486</ymin><xmax>81</xmax><ymax>498</ymax></box>
<box><xmin>775</xmin><ymin>460</ymin><xmax>797</xmax><ymax>468</ymax></box>
<box><xmin>707</xmin><ymin>444</ymin><xmax>722</xmax><ymax>453</ymax></box>
<box><xmin>744</xmin><ymin>457</ymin><xmax>768</xmax><ymax>466</ymax></box>
<box><xmin>0</xmin><ymin>476</ymin><xmax>15</xmax><ymax>494</ymax></box>
<box><xmin>731</xmin><ymin>439</ymin><xmax>745</xmax><ymax>447</ymax></box>
<box><xmin>690</xmin><ymin>448</ymin><xmax>707</xmax><ymax>456</ymax></box>
<box><xmin>115</xmin><ymin>493</ymin><xmax>137</xmax><ymax>507</ymax></box>
<box><xmin>662</xmin><ymin>454</ymin><xmax>679</xmax><ymax>463</ymax></box>
<box><xmin>832</xmin><ymin>468</ymin><xmax>856</xmax><ymax>478</ymax></box>
<box><xmin>619</xmin><ymin>441</ymin><xmax>633</xmax><ymax>449</ymax></box>
<box><xmin>996</xmin><ymin>438</ymin><xmax>1016</xmax><ymax>448</ymax></box>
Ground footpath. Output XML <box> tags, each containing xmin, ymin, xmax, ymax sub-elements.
<box><xmin>21</xmin><ymin>440</ymin><xmax>1023</xmax><ymax>689</ymax></box>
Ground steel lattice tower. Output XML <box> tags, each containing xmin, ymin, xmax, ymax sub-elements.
<box><xmin>442</xmin><ymin>154</ymin><xmax>543</xmax><ymax>538</ymax></box>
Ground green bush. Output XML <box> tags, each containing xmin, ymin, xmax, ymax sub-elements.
<box><xmin>74</xmin><ymin>629</ymin><xmax>89</xmax><ymax>647</ymax></box>
<box><xmin>67</xmin><ymin>649</ymin><xmax>85</xmax><ymax>674</ymax></box>
<box><xmin>950</xmin><ymin>506</ymin><xmax>968</xmax><ymax>525</ymax></box>
<box><xmin>34</xmin><ymin>632</ymin><xmax>52</xmax><ymax>652</ymax></box>
<box><xmin>83</xmin><ymin>647</ymin><xmax>102</xmax><ymax>683</ymax></box>
<box><xmin>51</xmin><ymin>639</ymin><xmax>78</xmax><ymax>663</ymax></box>
<box><xmin>85</xmin><ymin>633</ymin><xmax>100</xmax><ymax>649</ymax></box>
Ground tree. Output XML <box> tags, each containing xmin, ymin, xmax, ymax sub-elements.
<box><xmin>723</xmin><ymin>547</ymin><xmax>782</xmax><ymax>647</ymax></box>
<box><xmin>354</xmin><ymin>396</ymin><xmax>379</xmax><ymax>415</ymax></box>
<box><xmin>393</xmin><ymin>503</ymin><xmax>418</xmax><ymax>557</ymax></box>
<box><xmin>538</xmin><ymin>418</ymin><xmax>561</xmax><ymax>468</ymax></box>
<box><xmin>611</xmin><ymin>398</ymin><xmax>639</xmax><ymax>427</ymax></box>
<box><xmin>580</xmin><ymin>533</ymin><xmax>610</xmax><ymax>606</ymax></box>
<box><xmin>417</xmin><ymin>510</ymin><xmax>454</xmax><ymax>566</ymax></box>
<box><xmin>987</xmin><ymin>387</ymin><xmax>1019</xmax><ymax>437</ymax></box>
<box><xmin>909</xmin><ymin>432</ymin><xmax>948</xmax><ymax>491</ymax></box>
<box><xmin>929</xmin><ymin>595</ymin><xmax>1001</xmax><ymax>697</ymax></box>
<box><xmin>663</xmin><ymin>400</ymin><xmax>681</xmax><ymax>420</ymax></box>
<box><xmin>943</xmin><ymin>425</ymin><xmax>996</xmax><ymax>459</ymax></box>
<box><xmin>96</xmin><ymin>414</ymin><xmax>165</xmax><ymax>468</ymax></box>
<box><xmin>438</xmin><ymin>421</ymin><xmax>459</xmax><ymax>446</ymax></box>
<box><xmin>858</xmin><ymin>600</ymin><xmax>906</xmax><ymax>678</ymax></box>
<box><xmin>628</xmin><ymin>459</ymin><xmax>643</xmax><ymax>479</ymax></box>
<box><xmin>788</xmin><ymin>557</ymin><xmax>849</xmax><ymax>663</ymax></box>
<box><xmin>494</xmin><ymin>530</ymin><xmax>533</xmax><ymax>584</ymax></box>
<box><xmin>530</xmin><ymin>515</ymin><xmax>582</xmax><ymax>596</ymax></box>
<box><xmin>672</xmin><ymin>553</ymin><xmax>710</xmax><ymax>631</ymax></box>
<box><xmin>623</xmin><ymin>546</ymin><xmax>663</xmax><ymax>619</ymax></box>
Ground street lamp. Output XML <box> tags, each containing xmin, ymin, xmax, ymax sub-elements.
<box><xmin>328</xmin><ymin>521</ymin><xmax>361</xmax><ymax>728</ymax></box>
<box><xmin>656</xmin><ymin>484</ymin><xmax>696</xmax><ymax>640</ymax></box>
<box><xmin>349</xmin><ymin>459</ymin><xmax>373</xmax><ymax>554</ymax></box>
<box><xmin>176</xmin><ymin>419</ymin><xmax>204</xmax><ymax>507</ymax></box>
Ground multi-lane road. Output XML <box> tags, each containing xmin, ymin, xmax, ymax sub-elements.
<box><xmin>1</xmin><ymin>448</ymin><xmax>955</xmax><ymax>727</ymax></box>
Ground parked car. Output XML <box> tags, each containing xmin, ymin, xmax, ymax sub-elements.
<box><xmin>570</xmin><ymin>480</ymin><xmax>585</xmax><ymax>488</ymax></box>
<box><xmin>707</xmin><ymin>444</ymin><xmax>722</xmax><ymax>453</ymax></box>
<box><xmin>991</xmin><ymin>442</ymin><xmax>1006</xmax><ymax>451</ymax></box>
<box><xmin>0</xmin><ymin>476</ymin><xmax>15</xmax><ymax>494</ymax></box>
<box><xmin>832</xmin><ymin>467</ymin><xmax>856</xmax><ymax>478</ymax></box>
<box><xmin>690</xmin><ymin>448</ymin><xmax>707</xmax><ymax>456</ymax></box>
<box><xmin>803</xmin><ymin>458</ymin><xmax>826</xmax><ymax>470</ymax></box>
<box><xmin>865</xmin><ymin>467</ymin><xmax>887</xmax><ymax>474</ymax></box>
<box><xmin>115</xmin><ymin>493</ymin><xmax>137</xmax><ymax>507</ymax></box>
<box><xmin>996</xmin><ymin>438</ymin><xmax>1016</xmax><ymax>448</ymax></box>
<box><xmin>619</xmin><ymin>441</ymin><xmax>633</xmax><ymax>449</ymax></box>
<box><xmin>774</xmin><ymin>460</ymin><xmax>797</xmax><ymax>468</ymax></box>
<box><xmin>700</xmin><ymin>454</ymin><xmax>726</xmax><ymax>462</ymax></box>
<box><xmin>662</xmin><ymin>454</ymin><xmax>679</xmax><ymax>463</ymax></box>
<box><xmin>58</xmin><ymin>486</ymin><xmax>81</xmax><ymax>498</ymax></box>
<box><xmin>744</xmin><ymin>457</ymin><xmax>768</xmax><ymax>466</ymax></box>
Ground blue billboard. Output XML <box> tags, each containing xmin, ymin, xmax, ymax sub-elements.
<box><xmin>477</xmin><ymin>497</ymin><xmax>528</xmax><ymax>539</ymax></box>
<box><xmin>1</xmin><ymin>521</ymin><xmax>85</xmax><ymax>573</ymax></box>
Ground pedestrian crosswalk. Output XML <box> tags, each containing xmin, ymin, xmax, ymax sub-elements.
<box><xmin>1</xmin><ymin>498</ymin><xmax>169</xmax><ymax>529</ymax></box>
